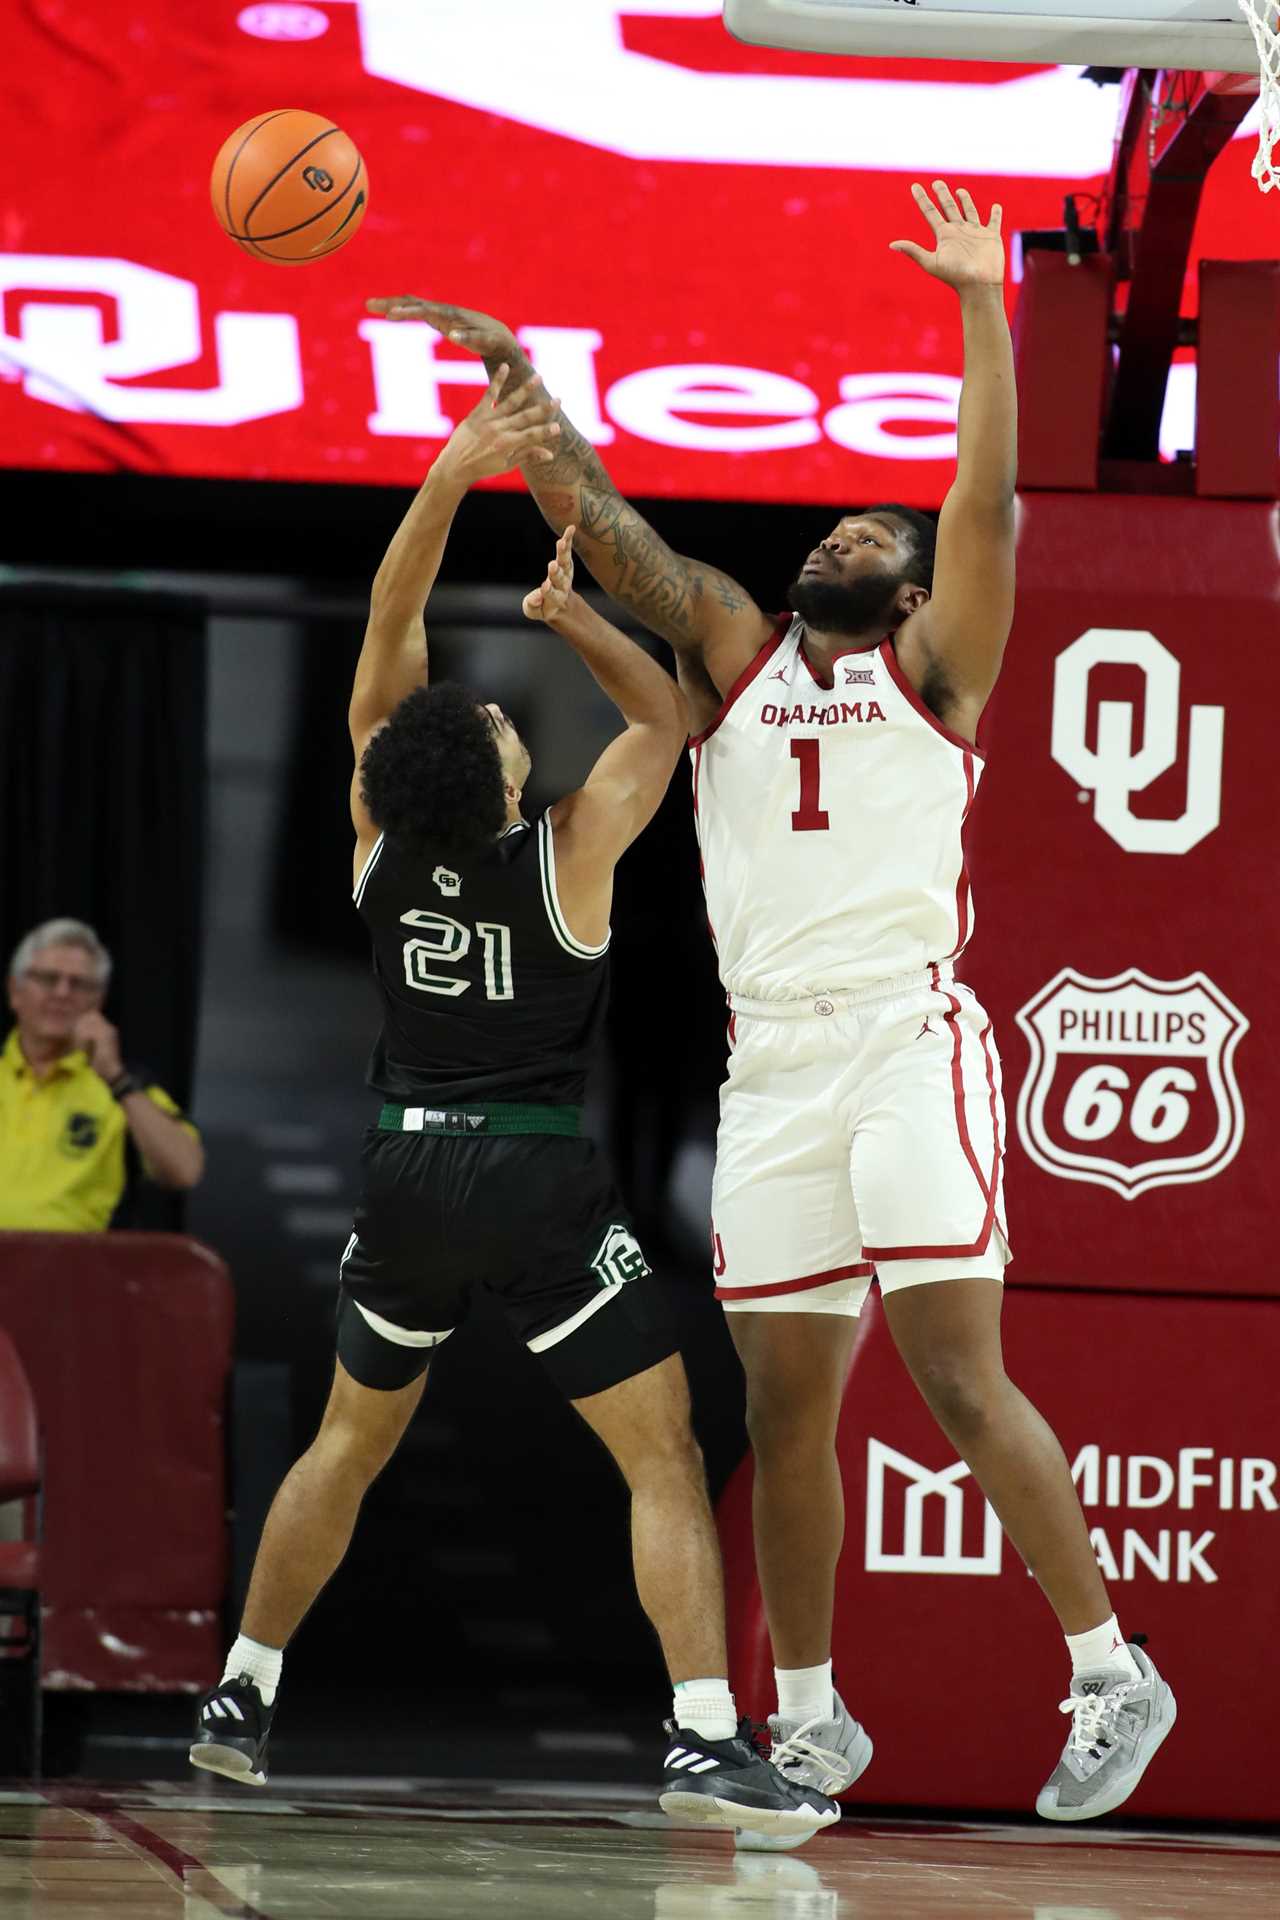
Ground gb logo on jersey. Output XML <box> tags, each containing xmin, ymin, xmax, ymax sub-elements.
<box><xmin>590</xmin><ymin>1224</ymin><xmax>651</xmax><ymax>1289</ymax></box>
<box><xmin>1015</xmin><ymin>968</ymin><xmax>1249</xmax><ymax>1200</ymax></box>
<box><xmin>1051</xmin><ymin>629</ymin><xmax>1224</xmax><ymax>855</ymax></box>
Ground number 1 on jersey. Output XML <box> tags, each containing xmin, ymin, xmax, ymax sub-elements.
<box><xmin>477</xmin><ymin>922</ymin><xmax>513</xmax><ymax>1002</ymax></box>
<box><xmin>790</xmin><ymin>738</ymin><xmax>830</xmax><ymax>832</ymax></box>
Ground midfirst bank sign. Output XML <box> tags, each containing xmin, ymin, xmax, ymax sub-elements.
<box><xmin>864</xmin><ymin>1439</ymin><xmax>1278</xmax><ymax>1586</ymax></box>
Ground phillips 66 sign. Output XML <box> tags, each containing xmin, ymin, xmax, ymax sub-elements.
<box><xmin>1014</xmin><ymin>968</ymin><xmax>1249</xmax><ymax>1201</ymax></box>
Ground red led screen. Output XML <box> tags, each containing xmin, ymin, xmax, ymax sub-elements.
<box><xmin>1</xmin><ymin>1</ymin><xmax>1265</xmax><ymax>504</ymax></box>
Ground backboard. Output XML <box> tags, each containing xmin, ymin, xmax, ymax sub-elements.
<box><xmin>724</xmin><ymin>0</ymin><xmax>1259</xmax><ymax>74</ymax></box>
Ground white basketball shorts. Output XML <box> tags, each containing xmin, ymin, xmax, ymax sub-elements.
<box><xmin>712</xmin><ymin>964</ymin><xmax>1011</xmax><ymax>1316</ymax></box>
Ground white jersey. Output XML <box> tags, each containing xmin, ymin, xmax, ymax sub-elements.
<box><xmin>691</xmin><ymin>616</ymin><xmax>983</xmax><ymax>1003</ymax></box>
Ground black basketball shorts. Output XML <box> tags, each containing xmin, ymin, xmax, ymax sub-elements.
<box><xmin>335</xmin><ymin>1127</ymin><xmax>679</xmax><ymax>1399</ymax></box>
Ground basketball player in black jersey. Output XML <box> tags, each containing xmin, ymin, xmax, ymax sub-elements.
<box><xmin>190</xmin><ymin>366</ymin><xmax>838</xmax><ymax>1844</ymax></box>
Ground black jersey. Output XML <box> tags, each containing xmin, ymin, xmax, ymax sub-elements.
<box><xmin>354</xmin><ymin>813</ymin><xmax>609</xmax><ymax>1106</ymax></box>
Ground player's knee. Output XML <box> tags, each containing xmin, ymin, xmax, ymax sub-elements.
<box><xmin>744</xmin><ymin>1375</ymin><xmax>837</xmax><ymax>1464</ymax></box>
<box><xmin>633</xmin><ymin>1419</ymin><xmax>707</xmax><ymax>1493</ymax></box>
<box><xmin>314</xmin><ymin>1404</ymin><xmax>402</xmax><ymax>1482</ymax></box>
<box><xmin>911</xmin><ymin>1357</ymin><xmax>1004</xmax><ymax>1438</ymax></box>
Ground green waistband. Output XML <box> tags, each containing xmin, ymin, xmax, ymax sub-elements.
<box><xmin>377</xmin><ymin>1101</ymin><xmax>581</xmax><ymax>1137</ymax></box>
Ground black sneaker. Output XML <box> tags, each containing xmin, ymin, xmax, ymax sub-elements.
<box><xmin>189</xmin><ymin>1674</ymin><xmax>274</xmax><ymax>1786</ymax></box>
<box><xmin>659</xmin><ymin>1718</ymin><xmax>840</xmax><ymax>1842</ymax></box>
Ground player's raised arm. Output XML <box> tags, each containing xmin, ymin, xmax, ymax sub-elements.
<box><xmin>523</xmin><ymin>527</ymin><xmax>688</xmax><ymax>940</ymax></box>
<box><xmin>348</xmin><ymin>364</ymin><xmax>559</xmax><ymax>844</ymax></box>
<box><xmin>366</xmin><ymin>297</ymin><xmax>774</xmax><ymax>695</ymax></box>
<box><xmin>890</xmin><ymin>183</ymin><xmax>1017</xmax><ymax>731</ymax></box>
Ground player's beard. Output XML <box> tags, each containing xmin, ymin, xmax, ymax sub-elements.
<box><xmin>786</xmin><ymin>571</ymin><xmax>904</xmax><ymax>637</ymax></box>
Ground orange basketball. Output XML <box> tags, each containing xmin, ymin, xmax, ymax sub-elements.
<box><xmin>210</xmin><ymin>109</ymin><xmax>368</xmax><ymax>264</ymax></box>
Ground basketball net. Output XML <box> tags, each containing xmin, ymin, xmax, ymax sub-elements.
<box><xmin>1240</xmin><ymin>0</ymin><xmax>1280</xmax><ymax>189</ymax></box>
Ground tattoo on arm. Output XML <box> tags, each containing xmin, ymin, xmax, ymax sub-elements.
<box><xmin>574</xmin><ymin>484</ymin><xmax>706</xmax><ymax>646</ymax></box>
<box><xmin>474</xmin><ymin>341</ymin><xmax>752</xmax><ymax>651</ymax></box>
<box><xmin>535</xmin><ymin>423</ymin><xmax>752</xmax><ymax>650</ymax></box>
<box><xmin>537</xmin><ymin>412</ymin><xmax>613</xmax><ymax>493</ymax></box>
<box><xmin>710</xmin><ymin>573</ymin><xmax>749</xmax><ymax>615</ymax></box>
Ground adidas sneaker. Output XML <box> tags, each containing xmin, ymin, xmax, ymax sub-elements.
<box><xmin>190</xmin><ymin>1674</ymin><xmax>275</xmax><ymax>1787</ymax></box>
<box><xmin>660</xmin><ymin>1718</ymin><xmax>840</xmax><ymax>1843</ymax></box>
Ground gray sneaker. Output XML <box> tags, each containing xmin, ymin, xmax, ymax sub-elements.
<box><xmin>734</xmin><ymin>1691</ymin><xmax>872</xmax><ymax>1853</ymax></box>
<box><xmin>1037</xmin><ymin>1642</ymin><xmax>1176</xmax><ymax>1821</ymax></box>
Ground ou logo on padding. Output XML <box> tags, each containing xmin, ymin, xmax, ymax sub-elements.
<box><xmin>1051</xmin><ymin>629</ymin><xmax>1224</xmax><ymax>855</ymax></box>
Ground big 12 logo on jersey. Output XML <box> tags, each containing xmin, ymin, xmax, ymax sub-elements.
<box><xmin>1015</xmin><ymin>968</ymin><xmax>1249</xmax><ymax>1200</ymax></box>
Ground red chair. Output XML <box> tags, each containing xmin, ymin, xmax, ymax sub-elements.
<box><xmin>0</xmin><ymin>1328</ymin><xmax>41</xmax><ymax>1776</ymax></box>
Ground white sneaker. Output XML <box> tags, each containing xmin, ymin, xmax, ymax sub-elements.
<box><xmin>734</xmin><ymin>1691</ymin><xmax>872</xmax><ymax>1853</ymax></box>
<box><xmin>1037</xmin><ymin>1641</ymin><xmax>1177</xmax><ymax>1821</ymax></box>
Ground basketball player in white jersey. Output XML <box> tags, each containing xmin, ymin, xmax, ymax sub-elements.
<box><xmin>370</xmin><ymin>181</ymin><xmax>1177</xmax><ymax>1827</ymax></box>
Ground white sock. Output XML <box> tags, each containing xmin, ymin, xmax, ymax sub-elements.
<box><xmin>673</xmin><ymin>1677</ymin><xmax>738</xmax><ymax>1743</ymax></box>
<box><xmin>1065</xmin><ymin>1615</ymin><xmax>1141</xmax><ymax>1683</ymax></box>
<box><xmin>775</xmin><ymin>1660</ymin><xmax>834</xmax><ymax>1727</ymax></box>
<box><xmin>222</xmin><ymin>1634</ymin><xmax>283</xmax><ymax>1706</ymax></box>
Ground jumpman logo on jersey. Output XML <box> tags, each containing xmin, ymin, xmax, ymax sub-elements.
<box><xmin>768</xmin><ymin>666</ymin><xmax>790</xmax><ymax>684</ymax></box>
<box><xmin>916</xmin><ymin>1017</ymin><xmax>935</xmax><ymax>1038</ymax></box>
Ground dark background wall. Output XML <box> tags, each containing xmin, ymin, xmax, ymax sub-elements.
<box><xmin>0</xmin><ymin>468</ymin><xmax>833</xmax><ymax>604</ymax></box>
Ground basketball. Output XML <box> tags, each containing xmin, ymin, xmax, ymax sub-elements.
<box><xmin>210</xmin><ymin>109</ymin><xmax>368</xmax><ymax>264</ymax></box>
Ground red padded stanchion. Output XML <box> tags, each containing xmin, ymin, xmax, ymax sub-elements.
<box><xmin>721</xmin><ymin>1287</ymin><xmax>1280</xmax><ymax>1821</ymax></box>
<box><xmin>1196</xmin><ymin>261</ymin><xmax>1280</xmax><ymax>499</ymax></box>
<box><xmin>1012</xmin><ymin>251</ymin><xmax>1114</xmax><ymax>491</ymax></box>
<box><xmin>0</xmin><ymin>1232</ymin><xmax>233</xmax><ymax>1691</ymax></box>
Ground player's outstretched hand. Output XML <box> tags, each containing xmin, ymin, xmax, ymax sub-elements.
<box><xmin>366</xmin><ymin>296</ymin><xmax>517</xmax><ymax>361</ymax></box>
<box><xmin>523</xmin><ymin>527</ymin><xmax>576</xmax><ymax>625</ymax></box>
<box><xmin>890</xmin><ymin>182</ymin><xmax>1003</xmax><ymax>290</ymax></box>
<box><xmin>436</xmin><ymin>363</ymin><xmax>560</xmax><ymax>486</ymax></box>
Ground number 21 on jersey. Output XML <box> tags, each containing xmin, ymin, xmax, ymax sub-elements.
<box><xmin>400</xmin><ymin>910</ymin><xmax>514</xmax><ymax>1000</ymax></box>
<box><xmin>790</xmin><ymin>739</ymin><xmax>830</xmax><ymax>832</ymax></box>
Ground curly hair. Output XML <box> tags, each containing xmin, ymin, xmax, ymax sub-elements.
<box><xmin>862</xmin><ymin>503</ymin><xmax>938</xmax><ymax>592</ymax></box>
<box><xmin>358</xmin><ymin>682</ymin><xmax>506</xmax><ymax>859</ymax></box>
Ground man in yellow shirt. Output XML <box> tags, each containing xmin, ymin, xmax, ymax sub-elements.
<box><xmin>0</xmin><ymin>918</ymin><xmax>204</xmax><ymax>1232</ymax></box>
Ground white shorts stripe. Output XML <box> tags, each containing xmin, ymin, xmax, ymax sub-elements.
<box><xmin>352</xmin><ymin>1297</ymin><xmax>453</xmax><ymax>1349</ymax></box>
<box><xmin>526</xmin><ymin>1282</ymin><xmax>623</xmax><ymax>1354</ymax></box>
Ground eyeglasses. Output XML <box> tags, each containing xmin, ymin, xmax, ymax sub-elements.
<box><xmin>22</xmin><ymin>967</ymin><xmax>102</xmax><ymax>997</ymax></box>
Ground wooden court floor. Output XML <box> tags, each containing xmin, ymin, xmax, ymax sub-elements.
<box><xmin>0</xmin><ymin>1780</ymin><xmax>1275</xmax><ymax>1919</ymax></box>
